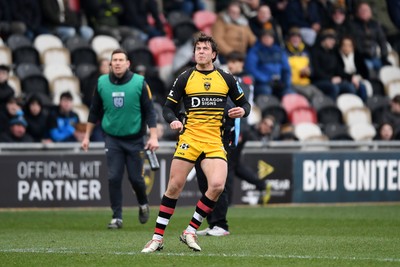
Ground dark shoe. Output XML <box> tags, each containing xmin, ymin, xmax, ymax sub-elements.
<box><xmin>107</xmin><ymin>218</ymin><xmax>123</xmax><ymax>229</ymax></box>
<box><xmin>139</xmin><ymin>204</ymin><xmax>150</xmax><ymax>224</ymax></box>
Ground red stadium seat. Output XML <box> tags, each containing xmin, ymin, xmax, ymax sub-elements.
<box><xmin>193</xmin><ymin>10</ymin><xmax>217</xmax><ymax>36</ymax></box>
<box><xmin>148</xmin><ymin>36</ymin><xmax>176</xmax><ymax>67</ymax></box>
<box><xmin>289</xmin><ymin>107</ymin><xmax>317</xmax><ymax>125</ymax></box>
<box><xmin>281</xmin><ymin>93</ymin><xmax>310</xmax><ymax>115</ymax></box>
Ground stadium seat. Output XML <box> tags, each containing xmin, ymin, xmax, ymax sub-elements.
<box><xmin>50</xmin><ymin>76</ymin><xmax>81</xmax><ymax>96</ymax></box>
<box><xmin>366</xmin><ymin>95</ymin><xmax>391</xmax><ymax>125</ymax></box>
<box><xmin>91</xmin><ymin>35</ymin><xmax>120</xmax><ymax>58</ymax></box>
<box><xmin>289</xmin><ymin>106</ymin><xmax>317</xmax><ymax>125</ymax></box>
<box><xmin>281</xmin><ymin>93</ymin><xmax>310</xmax><ymax>115</ymax></box>
<box><xmin>148</xmin><ymin>36</ymin><xmax>176</xmax><ymax>67</ymax></box>
<box><xmin>73</xmin><ymin>104</ymin><xmax>89</xmax><ymax>123</ymax></box>
<box><xmin>255</xmin><ymin>95</ymin><xmax>288</xmax><ymax>124</ymax></box>
<box><xmin>336</xmin><ymin>93</ymin><xmax>364</xmax><ymax>114</ymax></box>
<box><xmin>44</xmin><ymin>64</ymin><xmax>74</xmax><ymax>85</ymax></box>
<box><xmin>127</xmin><ymin>46</ymin><xmax>155</xmax><ymax>70</ymax></box>
<box><xmin>0</xmin><ymin>46</ymin><xmax>12</xmax><ymax>65</ymax></box>
<box><xmin>193</xmin><ymin>10</ymin><xmax>217</xmax><ymax>36</ymax></box>
<box><xmin>121</xmin><ymin>37</ymin><xmax>146</xmax><ymax>53</ymax></box>
<box><xmin>379</xmin><ymin>65</ymin><xmax>400</xmax><ymax>98</ymax></box>
<box><xmin>15</xmin><ymin>63</ymin><xmax>50</xmax><ymax>99</ymax></box>
<box><xmin>322</xmin><ymin>123</ymin><xmax>352</xmax><ymax>140</ymax></box>
<box><xmin>348</xmin><ymin>122</ymin><xmax>376</xmax><ymax>141</ymax></box>
<box><xmin>311</xmin><ymin>94</ymin><xmax>343</xmax><ymax>124</ymax></box>
<box><xmin>75</xmin><ymin>63</ymin><xmax>97</xmax><ymax>82</ymax></box>
<box><xmin>33</xmin><ymin>34</ymin><xmax>63</xmax><ymax>56</ymax></box>
<box><xmin>7</xmin><ymin>34</ymin><xmax>40</xmax><ymax>66</ymax></box>
<box><xmin>66</xmin><ymin>36</ymin><xmax>98</xmax><ymax>66</ymax></box>
<box><xmin>294</xmin><ymin>122</ymin><xmax>325</xmax><ymax>141</ymax></box>
<box><xmin>343</xmin><ymin>107</ymin><xmax>372</xmax><ymax>126</ymax></box>
<box><xmin>8</xmin><ymin>75</ymin><xmax>21</xmax><ymax>97</ymax></box>
<box><xmin>41</xmin><ymin>47</ymin><xmax>71</xmax><ymax>66</ymax></box>
<box><xmin>167</xmin><ymin>11</ymin><xmax>198</xmax><ymax>46</ymax></box>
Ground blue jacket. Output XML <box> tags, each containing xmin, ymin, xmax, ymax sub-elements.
<box><xmin>245</xmin><ymin>41</ymin><xmax>291</xmax><ymax>88</ymax></box>
<box><xmin>286</xmin><ymin>0</ymin><xmax>321</xmax><ymax>28</ymax></box>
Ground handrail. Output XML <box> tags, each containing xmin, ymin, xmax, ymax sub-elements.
<box><xmin>1</xmin><ymin>140</ymin><xmax>400</xmax><ymax>153</ymax></box>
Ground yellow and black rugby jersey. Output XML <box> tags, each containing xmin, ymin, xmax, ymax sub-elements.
<box><xmin>165</xmin><ymin>67</ymin><xmax>249</xmax><ymax>143</ymax></box>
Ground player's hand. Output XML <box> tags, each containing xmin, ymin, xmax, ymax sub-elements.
<box><xmin>228</xmin><ymin>107</ymin><xmax>245</xmax><ymax>118</ymax></box>
<box><xmin>170</xmin><ymin>120</ymin><xmax>183</xmax><ymax>132</ymax></box>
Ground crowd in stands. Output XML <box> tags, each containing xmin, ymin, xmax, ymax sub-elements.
<box><xmin>1</xmin><ymin>0</ymin><xmax>400</xmax><ymax>144</ymax></box>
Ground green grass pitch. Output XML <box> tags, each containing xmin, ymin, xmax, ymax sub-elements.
<box><xmin>0</xmin><ymin>203</ymin><xmax>399</xmax><ymax>267</ymax></box>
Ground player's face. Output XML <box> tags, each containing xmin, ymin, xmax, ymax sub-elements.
<box><xmin>111</xmin><ymin>53</ymin><xmax>130</xmax><ymax>77</ymax></box>
<box><xmin>194</xmin><ymin>41</ymin><xmax>215</xmax><ymax>68</ymax></box>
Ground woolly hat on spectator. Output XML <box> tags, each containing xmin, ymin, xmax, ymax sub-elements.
<box><xmin>0</xmin><ymin>64</ymin><xmax>10</xmax><ymax>72</ymax></box>
<box><xmin>320</xmin><ymin>29</ymin><xmax>337</xmax><ymax>41</ymax></box>
<box><xmin>9</xmin><ymin>116</ymin><xmax>28</xmax><ymax>127</ymax></box>
<box><xmin>288</xmin><ymin>27</ymin><xmax>301</xmax><ymax>37</ymax></box>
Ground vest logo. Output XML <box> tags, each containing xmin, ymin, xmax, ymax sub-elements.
<box><xmin>112</xmin><ymin>92</ymin><xmax>125</xmax><ymax>108</ymax></box>
<box><xmin>204</xmin><ymin>82</ymin><xmax>211</xmax><ymax>91</ymax></box>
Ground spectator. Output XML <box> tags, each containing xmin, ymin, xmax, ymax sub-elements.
<box><xmin>336</xmin><ymin>36</ymin><xmax>369</xmax><ymax>102</ymax></box>
<box><xmin>226</xmin><ymin>51</ymin><xmax>255</xmax><ymax>107</ymax></box>
<box><xmin>81</xmin><ymin>0</ymin><xmax>136</xmax><ymax>42</ymax></box>
<box><xmin>162</xmin><ymin>0</ymin><xmax>205</xmax><ymax>17</ymax></box>
<box><xmin>279</xmin><ymin>123</ymin><xmax>297</xmax><ymax>141</ymax></box>
<box><xmin>47</xmin><ymin>91</ymin><xmax>81</xmax><ymax>142</ymax></box>
<box><xmin>212</xmin><ymin>1</ymin><xmax>257</xmax><ymax>64</ymax></box>
<box><xmin>0</xmin><ymin>64</ymin><xmax>14</xmax><ymax>108</ymax></box>
<box><xmin>374</xmin><ymin>122</ymin><xmax>394</xmax><ymax>141</ymax></box>
<box><xmin>315</xmin><ymin>0</ymin><xmax>335</xmax><ymax>29</ymax></box>
<box><xmin>0</xmin><ymin>0</ymin><xmax>26</xmax><ymax>39</ymax></box>
<box><xmin>325</xmin><ymin>5</ymin><xmax>351</xmax><ymax>41</ymax></box>
<box><xmin>381</xmin><ymin>95</ymin><xmax>400</xmax><ymax>139</ymax></box>
<box><xmin>0</xmin><ymin>115</ymin><xmax>34</xmax><ymax>143</ymax></box>
<box><xmin>245</xmin><ymin>29</ymin><xmax>294</xmax><ymax>99</ymax></box>
<box><xmin>240</xmin><ymin>0</ymin><xmax>261</xmax><ymax>19</ymax></box>
<box><xmin>0</xmin><ymin>96</ymin><xmax>23</xmax><ymax>134</ymax></box>
<box><xmin>285</xmin><ymin>27</ymin><xmax>323</xmax><ymax>101</ymax></box>
<box><xmin>249</xmin><ymin>4</ymin><xmax>283</xmax><ymax>46</ymax></box>
<box><xmin>23</xmin><ymin>93</ymin><xmax>51</xmax><ymax>143</ymax></box>
<box><xmin>310</xmin><ymin>29</ymin><xmax>357</xmax><ymax>100</ymax></box>
<box><xmin>10</xmin><ymin>0</ymin><xmax>44</xmax><ymax>40</ymax></box>
<box><xmin>350</xmin><ymin>2</ymin><xmax>389</xmax><ymax>75</ymax></box>
<box><xmin>286</xmin><ymin>0</ymin><xmax>321</xmax><ymax>46</ymax></box>
<box><xmin>119</xmin><ymin>0</ymin><xmax>165</xmax><ymax>41</ymax></box>
<box><xmin>40</xmin><ymin>0</ymin><xmax>94</xmax><ymax>42</ymax></box>
<box><xmin>267</xmin><ymin>0</ymin><xmax>290</xmax><ymax>35</ymax></box>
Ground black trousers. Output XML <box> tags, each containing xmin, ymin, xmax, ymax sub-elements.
<box><xmin>105</xmin><ymin>134</ymin><xmax>148</xmax><ymax>219</ymax></box>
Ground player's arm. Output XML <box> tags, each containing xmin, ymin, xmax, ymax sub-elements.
<box><xmin>163</xmin><ymin>69</ymin><xmax>191</xmax><ymax>130</ymax></box>
<box><xmin>82</xmin><ymin>84</ymin><xmax>103</xmax><ymax>151</ymax></box>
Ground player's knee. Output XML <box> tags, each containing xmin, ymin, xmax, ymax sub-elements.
<box><xmin>208</xmin><ymin>182</ymin><xmax>225</xmax><ymax>195</ymax></box>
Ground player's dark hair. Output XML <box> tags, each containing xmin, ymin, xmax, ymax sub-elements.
<box><xmin>193</xmin><ymin>32</ymin><xmax>219</xmax><ymax>62</ymax></box>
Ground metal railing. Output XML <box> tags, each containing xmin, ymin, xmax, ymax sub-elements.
<box><xmin>1</xmin><ymin>140</ymin><xmax>400</xmax><ymax>153</ymax></box>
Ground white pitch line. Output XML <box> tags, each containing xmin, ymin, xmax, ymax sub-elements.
<box><xmin>1</xmin><ymin>248</ymin><xmax>400</xmax><ymax>263</ymax></box>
